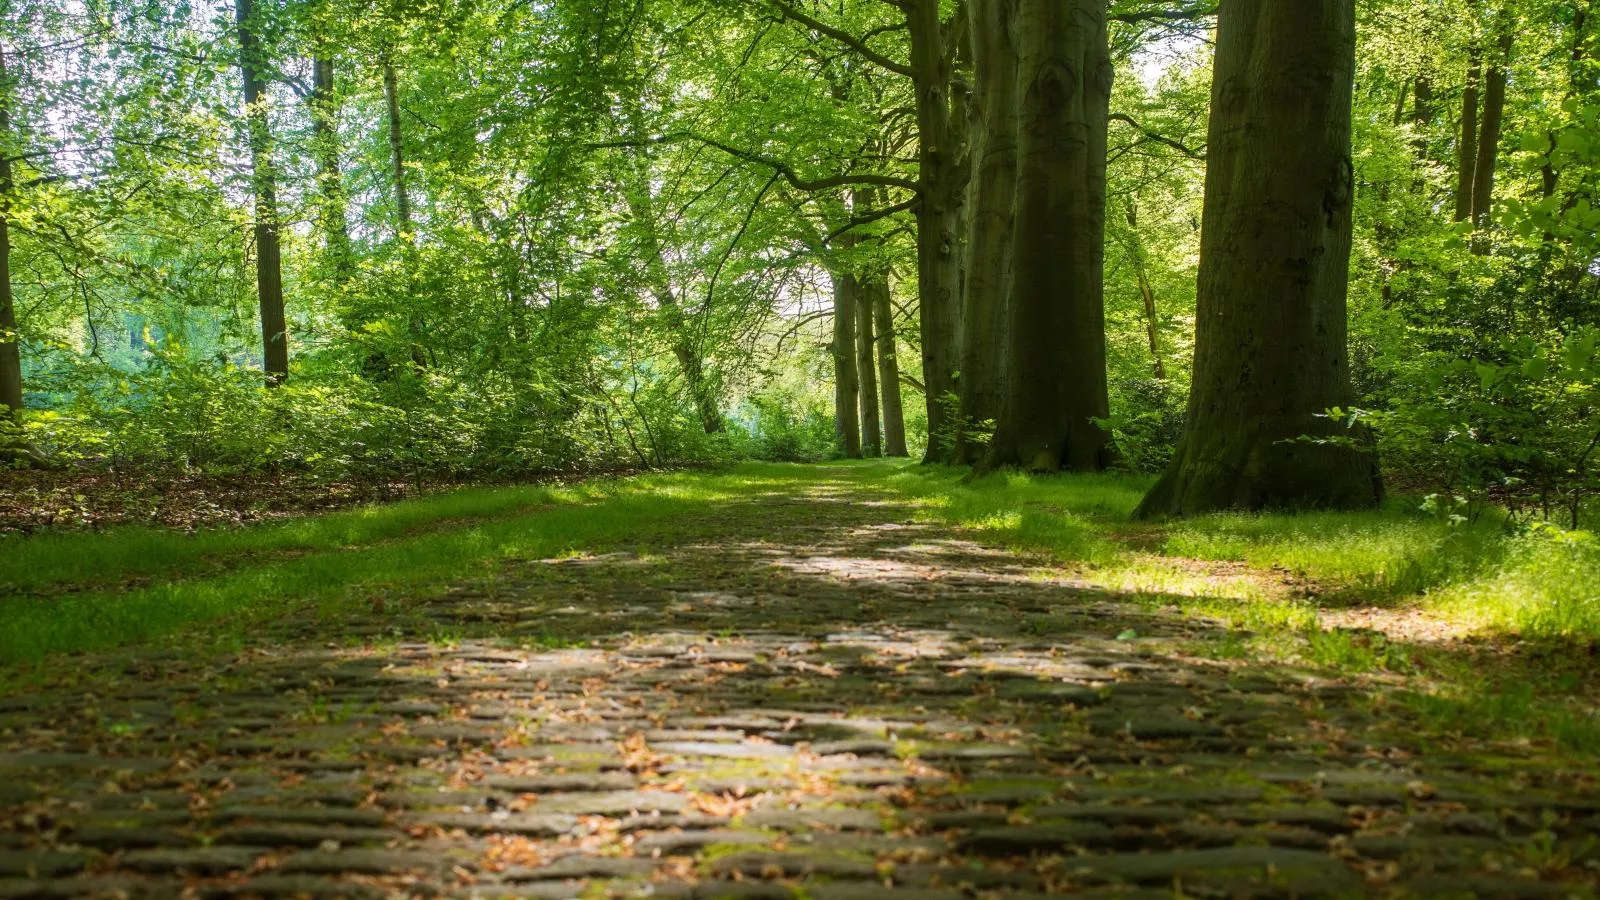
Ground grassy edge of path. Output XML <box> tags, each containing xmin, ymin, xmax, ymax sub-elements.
<box><xmin>0</xmin><ymin>464</ymin><xmax>846</xmax><ymax>671</ymax></box>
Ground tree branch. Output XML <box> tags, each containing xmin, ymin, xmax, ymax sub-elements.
<box><xmin>768</xmin><ymin>1</ymin><xmax>916</xmax><ymax>77</ymax></box>
<box><xmin>1109</xmin><ymin>113</ymin><xmax>1206</xmax><ymax>160</ymax></box>
<box><xmin>589</xmin><ymin>132</ymin><xmax>922</xmax><ymax>195</ymax></box>
<box><xmin>1109</xmin><ymin>2</ymin><xmax>1217</xmax><ymax>25</ymax></box>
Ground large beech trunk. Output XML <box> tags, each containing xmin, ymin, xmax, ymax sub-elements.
<box><xmin>1137</xmin><ymin>0</ymin><xmax>1381</xmax><ymax>517</ymax></box>
<box><xmin>832</xmin><ymin>266</ymin><xmax>863</xmax><ymax>458</ymax></box>
<box><xmin>954</xmin><ymin>0</ymin><xmax>1018</xmax><ymax>464</ymax></box>
<box><xmin>867</xmin><ymin>276</ymin><xmax>909</xmax><ymax>457</ymax></box>
<box><xmin>238</xmin><ymin>0</ymin><xmax>288</xmax><ymax>385</ymax></box>
<box><xmin>906</xmin><ymin>0</ymin><xmax>964</xmax><ymax>463</ymax></box>
<box><xmin>982</xmin><ymin>0</ymin><xmax>1113</xmax><ymax>473</ymax></box>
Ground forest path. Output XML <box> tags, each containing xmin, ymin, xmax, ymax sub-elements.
<box><xmin>2</xmin><ymin>466</ymin><xmax>1597</xmax><ymax>898</ymax></box>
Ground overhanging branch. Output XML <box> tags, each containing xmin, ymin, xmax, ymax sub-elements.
<box><xmin>768</xmin><ymin>1</ymin><xmax>916</xmax><ymax>78</ymax></box>
<box><xmin>589</xmin><ymin>132</ymin><xmax>922</xmax><ymax>195</ymax></box>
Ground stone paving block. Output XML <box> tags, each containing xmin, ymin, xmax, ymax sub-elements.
<box><xmin>707</xmin><ymin>851</ymin><xmax>877</xmax><ymax>879</ymax></box>
<box><xmin>120</xmin><ymin>847</ymin><xmax>265</xmax><ymax>875</ymax></box>
<box><xmin>279</xmin><ymin>849</ymin><xmax>445</xmax><ymax>875</ymax></box>
<box><xmin>1066</xmin><ymin>846</ymin><xmax>1363</xmax><ymax>893</ymax></box>
<box><xmin>482</xmin><ymin>773</ymin><xmax>637</xmax><ymax>793</ymax></box>
<box><xmin>503</xmin><ymin>855</ymin><xmax>655</xmax><ymax>881</ymax></box>
<box><xmin>213</xmin><ymin>824</ymin><xmax>395</xmax><ymax>848</ymax></box>
<box><xmin>741</xmin><ymin>807</ymin><xmax>882</xmax><ymax>832</ymax></box>
<box><xmin>197</xmin><ymin>875</ymin><xmax>387</xmax><ymax>899</ymax></box>
<box><xmin>0</xmin><ymin>852</ymin><xmax>94</xmax><ymax>879</ymax></box>
<box><xmin>415</xmin><ymin>812</ymin><xmax>580</xmax><ymax>836</ymax></box>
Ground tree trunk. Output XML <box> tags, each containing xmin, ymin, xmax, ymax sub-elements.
<box><xmin>383</xmin><ymin>59</ymin><xmax>429</xmax><ymax>369</ymax></box>
<box><xmin>832</xmin><ymin>266</ymin><xmax>863</xmax><ymax>458</ymax></box>
<box><xmin>1125</xmin><ymin>203</ymin><xmax>1167</xmax><ymax>380</ymax></box>
<box><xmin>622</xmin><ymin>153</ymin><xmax>723</xmax><ymax>434</ymax></box>
<box><xmin>238</xmin><ymin>0</ymin><xmax>288</xmax><ymax>385</ymax></box>
<box><xmin>982</xmin><ymin>0</ymin><xmax>1113</xmax><ymax>473</ymax></box>
<box><xmin>0</xmin><ymin>45</ymin><xmax>21</xmax><ymax>420</ymax></box>
<box><xmin>310</xmin><ymin>53</ymin><xmax>351</xmax><ymax>278</ymax></box>
<box><xmin>955</xmin><ymin>0</ymin><xmax>1017</xmax><ymax>464</ymax></box>
<box><xmin>1470</xmin><ymin>30</ymin><xmax>1513</xmax><ymax>243</ymax></box>
<box><xmin>906</xmin><ymin>0</ymin><xmax>964</xmax><ymax>463</ymax></box>
<box><xmin>1135</xmin><ymin>0</ymin><xmax>1381</xmax><ymax>517</ymax></box>
<box><xmin>384</xmin><ymin>60</ymin><xmax>413</xmax><ymax>241</ymax></box>
<box><xmin>1453</xmin><ymin>50</ymin><xmax>1481</xmax><ymax>222</ymax></box>
<box><xmin>857</xmin><ymin>283</ymin><xmax>881</xmax><ymax>457</ymax></box>
<box><xmin>868</xmin><ymin>275</ymin><xmax>909</xmax><ymax>457</ymax></box>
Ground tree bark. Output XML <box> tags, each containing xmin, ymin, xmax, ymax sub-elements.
<box><xmin>868</xmin><ymin>275</ymin><xmax>909</xmax><ymax>457</ymax></box>
<box><xmin>1135</xmin><ymin>0</ymin><xmax>1381</xmax><ymax>517</ymax></box>
<box><xmin>621</xmin><ymin>153</ymin><xmax>723</xmax><ymax>434</ymax></box>
<box><xmin>982</xmin><ymin>0</ymin><xmax>1113</xmax><ymax>473</ymax></box>
<box><xmin>310</xmin><ymin>52</ymin><xmax>351</xmax><ymax>278</ymax></box>
<box><xmin>832</xmin><ymin>264</ymin><xmax>863</xmax><ymax>458</ymax></box>
<box><xmin>1470</xmin><ymin>30</ymin><xmax>1513</xmax><ymax>243</ymax></box>
<box><xmin>857</xmin><ymin>281</ymin><xmax>881</xmax><ymax>457</ymax></box>
<box><xmin>0</xmin><ymin>45</ymin><xmax>21</xmax><ymax>420</ymax></box>
<box><xmin>238</xmin><ymin>0</ymin><xmax>288</xmax><ymax>385</ymax></box>
<box><xmin>906</xmin><ymin>0</ymin><xmax>964</xmax><ymax>463</ymax></box>
<box><xmin>384</xmin><ymin>60</ymin><xmax>413</xmax><ymax>241</ymax></box>
<box><xmin>954</xmin><ymin>0</ymin><xmax>1017</xmax><ymax>464</ymax></box>
<box><xmin>1453</xmin><ymin>50</ymin><xmax>1481</xmax><ymax>222</ymax></box>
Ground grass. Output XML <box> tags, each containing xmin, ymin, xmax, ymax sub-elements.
<box><xmin>5</xmin><ymin>459</ymin><xmax>1599</xmax><ymax>750</ymax></box>
<box><xmin>0</xmin><ymin>465</ymin><xmax>828</xmax><ymax>668</ymax></box>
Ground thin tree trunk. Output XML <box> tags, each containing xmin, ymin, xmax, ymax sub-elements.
<box><xmin>857</xmin><ymin>277</ymin><xmax>881</xmax><ymax>457</ymax></box>
<box><xmin>1136</xmin><ymin>0</ymin><xmax>1381</xmax><ymax>517</ymax></box>
<box><xmin>906</xmin><ymin>0</ymin><xmax>963</xmax><ymax>463</ymax></box>
<box><xmin>832</xmin><ymin>264</ymin><xmax>862</xmax><ymax>458</ymax></box>
<box><xmin>0</xmin><ymin>45</ymin><xmax>21</xmax><ymax>421</ymax></box>
<box><xmin>1470</xmin><ymin>30</ymin><xmax>1513</xmax><ymax>245</ymax></box>
<box><xmin>383</xmin><ymin>59</ymin><xmax>429</xmax><ymax>369</ymax></box>
<box><xmin>622</xmin><ymin>154</ymin><xmax>723</xmax><ymax>434</ymax></box>
<box><xmin>982</xmin><ymin>0</ymin><xmax>1113</xmax><ymax>473</ymax></box>
<box><xmin>1124</xmin><ymin>203</ymin><xmax>1167</xmax><ymax>380</ymax></box>
<box><xmin>1453</xmin><ymin>49</ymin><xmax>1481</xmax><ymax>222</ymax></box>
<box><xmin>238</xmin><ymin>0</ymin><xmax>288</xmax><ymax>385</ymax></box>
<box><xmin>384</xmin><ymin>61</ymin><xmax>412</xmax><ymax>241</ymax></box>
<box><xmin>955</xmin><ymin>0</ymin><xmax>1017</xmax><ymax>464</ymax></box>
<box><xmin>1136</xmin><ymin>274</ymin><xmax>1166</xmax><ymax>381</ymax></box>
<box><xmin>869</xmin><ymin>275</ymin><xmax>909</xmax><ymax>457</ymax></box>
<box><xmin>310</xmin><ymin>53</ymin><xmax>351</xmax><ymax>279</ymax></box>
<box><xmin>1411</xmin><ymin>74</ymin><xmax>1433</xmax><ymax>158</ymax></box>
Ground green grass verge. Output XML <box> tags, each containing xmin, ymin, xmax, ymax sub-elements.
<box><xmin>0</xmin><ymin>464</ymin><xmax>834</xmax><ymax>668</ymax></box>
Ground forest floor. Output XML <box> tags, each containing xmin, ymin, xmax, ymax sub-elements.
<box><xmin>3</xmin><ymin>462</ymin><xmax>1600</xmax><ymax>898</ymax></box>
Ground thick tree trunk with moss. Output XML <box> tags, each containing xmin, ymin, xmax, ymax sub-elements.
<box><xmin>832</xmin><ymin>267</ymin><xmax>862</xmax><ymax>458</ymax></box>
<box><xmin>1136</xmin><ymin>0</ymin><xmax>1381</xmax><ymax>518</ymax></box>
<box><xmin>982</xmin><ymin>0</ymin><xmax>1113</xmax><ymax>473</ymax></box>
<box><xmin>906</xmin><ymin>0</ymin><xmax>964</xmax><ymax>463</ymax></box>
<box><xmin>954</xmin><ymin>0</ymin><xmax>1018</xmax><ymax>464</ymax></box>
<box><xmin>238</xmin><ymin>0</ymin><xmax>288</xmax><ymax>385</ymax></box>
<box><xmin>856</xmin><ymin>287</ymin><xmax>881</xmax><ymax>457</ymax></box>
<box><xmin>867</xmin><ymin>276</ymin><xmax>909</xmax><ymax>457</ymax></box>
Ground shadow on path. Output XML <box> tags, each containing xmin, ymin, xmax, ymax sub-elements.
<box><xmin>2</xmin><ymin>470</ymin><xmax>1597</xmax><ymax>898</ymax></box>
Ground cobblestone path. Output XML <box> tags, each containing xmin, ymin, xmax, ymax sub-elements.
<box><xmin>3</xmin><ymin>473</ymin><xmax>1597</xmax><ymax>898</ymax></box>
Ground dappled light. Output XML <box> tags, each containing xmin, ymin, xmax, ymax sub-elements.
<box><xmin>4</xmin><ymin>464</ymin><xmax>1600</xmax><ymax>897</ymax></box>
